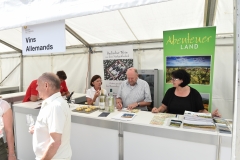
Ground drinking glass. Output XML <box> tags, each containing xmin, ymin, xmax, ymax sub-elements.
<box><xmin>26</xmin><ymin>114</ymin><xmax>34</xmax><ymax>127</ymax></box>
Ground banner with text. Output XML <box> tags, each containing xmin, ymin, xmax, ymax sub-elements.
<box><xmin>22</xmin><ymin>20</ymin><xmax>65</xmax><ymax>55</ymax></box>
<box><xmin>163</xmin><ymin>27</ymin><xmax>216</xmax><ymax>111</ymax></box>
<box><xmin>102</xmin><ymin>45</ymin><xmax>133</xmax><ymax>95</ymax></box>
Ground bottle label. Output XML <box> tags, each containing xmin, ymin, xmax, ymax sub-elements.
<box><xmin>100</xmin><ymin>96</ymin><xmax>105</xmax><ymax>102</ymax></box>
<box><xmin>109</xmin><ymin>99</ymin><xmax>112</xmax><ymax>106</ymax></box>
<box><xmin>99</xmin><ymin>102</ymin><xmax>105</xmax><ymax>109</ymax></box>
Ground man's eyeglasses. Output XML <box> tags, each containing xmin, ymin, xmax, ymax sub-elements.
<box><xmin>171</xmin><ymin>78</ymin><xmax>179</xmax><ymax>81</ymax></box>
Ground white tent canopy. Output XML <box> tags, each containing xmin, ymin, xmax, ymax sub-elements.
<box><xmin>0</xmin><ymin>0</ymin><xmax>234</xmax><ymax>117</ymax></box>
<box><xmin>0</xmin><ymin>0</ymin><xmax>168</xmax><ymax>31</ymax></box>
<box><xmin>0</xmin><ymin>0</ymin><xmax>239</xmax><ymax>158</ymax></box>
<box><xmin>0</xmin><ymin>0</ymin><xmax>233</xmax><ymax>52</ymax></box>
<box><xmin>0</xmin><ymin>0</ymin><xmax>235</xmax><ymax>123</ymax></box>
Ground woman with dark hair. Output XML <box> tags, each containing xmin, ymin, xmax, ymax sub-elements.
<box><xmin>56</xmin><ymin>70</ymin><xmax>70</xmax><ymax>97</ymax></box>
<box><xmin>152</xmin><ymin>69</ymin><xmax>220</xmax><ymax>117</ymax></box>
<box><xmin>86</xmin><ymin>75</ymin><xmax>107</xmax><ymax>105</ymax></box>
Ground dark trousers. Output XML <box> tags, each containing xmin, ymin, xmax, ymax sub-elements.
<box><xmin>0</xmin><ymin>137</ymin><xmax>7</xmax><ymax>160</ymax></box>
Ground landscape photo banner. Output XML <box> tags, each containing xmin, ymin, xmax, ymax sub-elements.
<box><xmin>163</xmin><ymin>27</ymin><xmax>216</xmax><ymax>111</ymax></box>
<box><xmin>102</xmin><ymin>45</ymin><xmax>133</xmax><ymax>95</ymax></box>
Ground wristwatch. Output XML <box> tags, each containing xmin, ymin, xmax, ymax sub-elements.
<box><xmin>137</xmin><ymin>102</ymin><xmax>140</xmax><ymax>107</ymax></box>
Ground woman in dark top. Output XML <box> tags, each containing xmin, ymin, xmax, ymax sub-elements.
<box><xmin>152</xmin><ymin>69</ymin><xmax>220</xmax><ymax>117</ymax></box>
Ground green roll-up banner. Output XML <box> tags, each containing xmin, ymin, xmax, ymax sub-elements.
<box><xmin>163</xmin><ymin>27</ymin><xmax>216</xmax><ymax>111</ymax></box>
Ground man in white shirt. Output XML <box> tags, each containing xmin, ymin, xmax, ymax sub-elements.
<box><xmin>29</xmin><ymin>73</ymin><xmax>72</xmax><ymax>160</ymax></box>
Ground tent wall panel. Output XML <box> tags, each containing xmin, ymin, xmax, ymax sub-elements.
<box><xmin>90</xmin><ymin>53</ymin><xmax>104</xmax><ymax>90</ymax></box>
<box><xmin>140</xmin><ymin>49</ymin><xmax>163</xmax><ymax>70</ymax></box>
<box><xmin>23</xmin><ymin>53</ymin><xmax>88</xmax><ymax>94</ymax></box>
<box><xmin>212</xmin><ymin>46</ymin><xmax>233</xmax><ymax>118</ymax></box>
<box><xmin>23</xmin><ymin>56</ymin><xmax>52</xmax><ymax>91</ymax></box>
<box><xmin>0</xmin><ymin>57</ymin><xmax>20</xmax><ymax>86</ymax></box>
<box><xmin>52</xmin><ymin>53</ymin><xmax>88</xmax><ymax>94</ymax></box>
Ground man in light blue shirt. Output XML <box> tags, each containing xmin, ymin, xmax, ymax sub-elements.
<box><xmin>116</xmin><ymin>67</ymin><xmax>152</xmax><ymax>111</ymax></box>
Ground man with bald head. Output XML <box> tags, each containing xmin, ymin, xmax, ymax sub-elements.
<box><xmin>29</xmin><ymin>73</ymin><xmax>72</xmax><ymax>160</ymax></box>
<box><xmin>116</xmin><ymin>67</ymin><xmax>152</xmax><ymax>111</ymax></box>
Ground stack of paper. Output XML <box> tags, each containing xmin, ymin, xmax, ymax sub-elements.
<box><xmin>183</xmin><ymin>111</ymin><xmax>215</xmax><ymax>129</ymax></box>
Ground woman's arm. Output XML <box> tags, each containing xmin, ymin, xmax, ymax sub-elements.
<box><xmin>152</xmin><ymin>88</ymin><xmax>173</xmax><ymax>113</ymax></box>
<box><xmin>199</xmin><ymin>109</ymin><xmax>208</xmax><ymax>113</ymax></box>
<box><xmin>86</xmin><ymin>90</ymin><xmax>100</xmax><ymax>105</ymax></box>
<box><xmin>152</xmin><ymin>104</ymin><xmax>167</xmax><ymax>113</ymax></box>
<box><xmin>3</xmin><ymin>109</ymin><xmax>16</xmax><ymax>160</ymax></box>
<box><xmin>86</xmin><ymin>97</ymin><xmax>94</xmax><ymax>105</ymax></box>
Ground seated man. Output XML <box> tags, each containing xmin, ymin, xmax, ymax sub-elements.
<box><xmin>116</xmin><ymin>67</ymin><xmax>152</xmax><ymax>111</ymax></box>
<box><xmin>23</xmin><ymin>80</ymin><xmax>39</xmax><ymax>102</ymax></box>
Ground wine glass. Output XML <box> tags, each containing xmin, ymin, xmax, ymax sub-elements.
<box><xmin>26</xmin><ymin>114</ymin><xmax>34</xmax><ymax>127</ymax></box>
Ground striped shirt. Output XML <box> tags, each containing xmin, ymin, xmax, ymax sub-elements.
<box><xmin>117</xmin><ymin>78</ymin><xmax>152</xmax><ymax>110</ymax></box>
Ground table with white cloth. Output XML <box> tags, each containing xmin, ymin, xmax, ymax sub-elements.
<box><xmin>13</xmin><ymin>102</ymin><xmax>232</xmax><ymax>160</ymax></box>
<box><xmin>0</xmin><ymin>86</ymin><xmax>19</xmax><ymax>94</ymax></box>
<box><xmin>1</xmin><ymin>92</ymin><xmax>26</xmax><ymax>104</ymax></box>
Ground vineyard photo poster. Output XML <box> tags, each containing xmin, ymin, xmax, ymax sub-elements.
<box><xmin>163</xmin><ymin>27</ymin><xmax>216</xmax><ymax>111</ymax></box>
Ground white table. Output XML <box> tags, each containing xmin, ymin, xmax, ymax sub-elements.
<box><xmin>0</xmin><ymin>92</ymin><xmax>84</xmax><ymax>104</ymax></box>
<box><xmin>1</xmin><ymin>92</ymin><xmax>25</xmax><ymax>104</ymax></box>
<box><xmin>0</xmin><ymin>86</ymin><xmax>19</xmax><ymax>94</ymax></box>
<box><xmin>12</xmin><ymin>102</ymin><xmax>232</xmax><ymax>160</ymax></box>
<box><xmin>121</xmin><ymin>111</ymin><xmax>231</xmax><ymax>160</ymax></box>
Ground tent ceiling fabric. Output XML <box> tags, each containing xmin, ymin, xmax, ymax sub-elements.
<box><xmin>119</xmin><ymin>0</ymin><xmax>205</xmax><ymax>40</ymax></box>
<box><xmin>66</xmin><ymin>0</ymin><xmax>205</xmax><ymax>43</ymax></box>
<box><xmin>0</xmin><ymin>0</ymin><xmax>234</xmax><ymax>53</ymax></box>
<box><xmin>214</xmin><ymin>0</ymin><xmax>233</xmax><ymax>34</ymax></box>
<box><xmin>0</xmin><ymin>0</ymin><xmax>167</xmax><ymax>31</ymax></box>
<box><xmin>0</xmin><ymin>28</ymin><xmax>22</xmax><ymax>50</ymax></box>
<box><xmin>66</xmin><ymin>11</ymin><xmax>137</xmax><ymax>44</ymax></box>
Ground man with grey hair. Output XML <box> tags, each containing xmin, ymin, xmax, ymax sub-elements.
<box><xmin>116</xmin><ymin>67</ymin><xmax>152</xmax><ymax>111</ymax></box>
<box><xmin>29</xmin><ymin>73</ymin><xmax>72</xmax><ymax>160</ymax></box>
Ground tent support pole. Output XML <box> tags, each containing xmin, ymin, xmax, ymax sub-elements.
<box><xmin>88</xmin><ymin>48</ymin><xmax>91</xmax><ymax>91</ymax></box>
<box><xmin>65</xmin><ymin>24</ymin><xmax>91</xmax><ymax>48</ymax></box>
<box><xmin>0</xmin><ymin>39</ymin><xmax>22</xmax><ymax>53</ymax></box>
<box><xmin>20</xmin><ymin>54</ymin><xmax>23</xmax><ymax>92</ymax></box>
<box><xmin>204</xmin><ymin>0</ymin><xmax>217</xmax><ymax>26</ymax></box>
<box><xmin>232</xmin><ymin>0</ymin><xmax>240</xmax><ymax>159</ymax></box>
<box><xmin>118</xmin><ymin>10</ymin><xmax>139</xmax><ymax>41</ymax></box>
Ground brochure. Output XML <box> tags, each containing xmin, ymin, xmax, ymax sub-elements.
<box><xmin>216</xmin><ymin>123</ymin><xmax>231</xmax><ymax>134</ymax></box>
<box><xmin>169</xmin><ymin>119</ymin><xmax>182</xmax><ymax>128</ymax></box>
<box><xmin>150</xmin><ymin>113</ymin><xmax>176</xmax><ymax>126</ymax></box>
<box><xmin>112</xmin><ymin>112</ymin><xmax>136</xmax><ymax>121</ymax></box>
<box><xmin>183</xmin><ymin>111</ymin><xmax>215</xmax><ymax>129</ymax></box>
